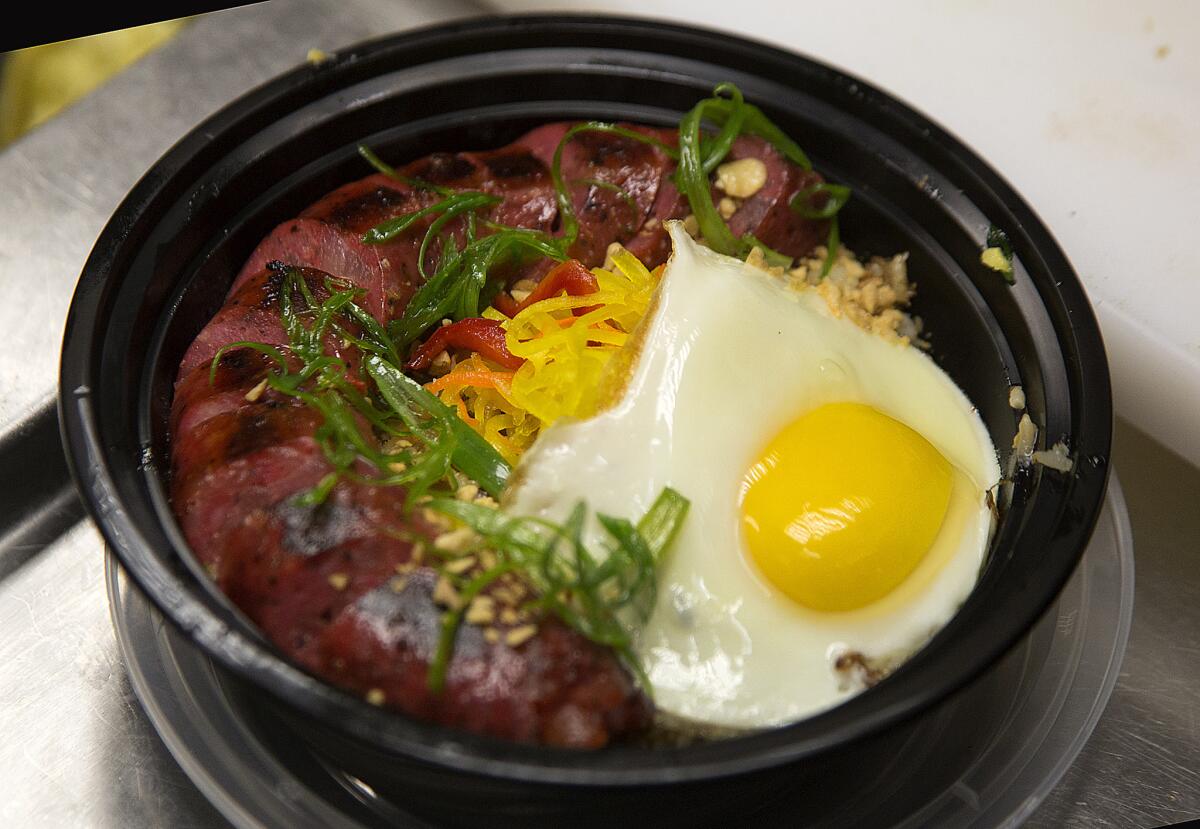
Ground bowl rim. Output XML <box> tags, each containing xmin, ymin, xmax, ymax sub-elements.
<box><xmin>59</xmin><ymin>12</ymin><xmax>1112</xmax><ymax>786</ymax></box>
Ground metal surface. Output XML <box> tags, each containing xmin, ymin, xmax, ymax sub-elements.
<box><xmin>1025</xmin><ymin>420</ymin><xmax>1200</xmax><ymax>829</ymax></box>
<box><xmin>0</xmin><ymin>0</ymin><xmax>479</xmax><ymax>442</ymax></box>
<box><xmin>0</xmin><ymin>1</ymin><xmax>1195</xmax><ymax>826</ymax></box>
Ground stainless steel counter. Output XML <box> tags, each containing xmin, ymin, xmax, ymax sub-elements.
<box><xmin>1</xmin><ymin>1</ymin><xmax>1195</xmax><ymax>826</ymax></box>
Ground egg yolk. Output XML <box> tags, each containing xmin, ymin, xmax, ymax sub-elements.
<box><xmin>739</xmin><ymin>402</ymin><xmax>953</xmax><ymax>612</ymax></box>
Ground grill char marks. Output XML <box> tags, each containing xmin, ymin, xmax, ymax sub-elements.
<box><xmin>169</xmin><ymin>119</ymin><xmax>831</xmax><ymax>748</ymax></box>
<box><xmin>228</xmin><ymin>125</ymin><xmax>826</xmax><ymax>320</ymax></box>
<box><xmin>171</xmin><ymin>282</ymin><xmax>653</xmax><ymax>747</ymax></box>
<box><xmin>178</xmin><ymin>265</ymin><xmax>362</xmax><ymax>380</ymax></box>
<box><xmin>517</xmin><ymin>123</ymin><xmax>676</xmax><ymax>266</ymax></box>
<box><xmin>314</xmin><ymin>572</ymin><xmax>652</xmax><ymax>746</ymax></box>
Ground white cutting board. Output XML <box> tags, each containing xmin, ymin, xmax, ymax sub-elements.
<box><xmin>495</xmin><ymin>0</ymin><xmax>1200</xmax><ymax>466</ymax></box>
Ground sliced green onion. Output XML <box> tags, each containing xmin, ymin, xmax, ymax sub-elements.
<box><xmin>415</xmin><ymin>194</ymin><xmax>499</xmax><ymax>281</ymax></box>
<box><xmin>675</xmin><ymin>85</ymin><xmax>796</xmax><ymax>268</ymax></box>
<box><xmin>820</xmin><ymin>215</ymin><xmax>840</xmax><ymax>279</ymax></box>
<box><xmin>678</xmin><ymin>97</ymin><xmax>742</xmax><ymax>256</ymax></box>
<box><xmin>790</xmin><ymin>183</ymin><xmax>852</xmax><ymax>220</ymax></box>
<box><xmin>357</xmin><ymin>144</ymin><xmax>400</xmax><ymax>178</ymax></box>
<box><xmin>698</xmin><ymin>82</ymin><xmax>748</xmax><ymax>174</ymax></box>
<box><xmin>389</xmin><ymin>226</ymin><xmax>567</xmax><ymax>347</ymax></box>
<box><xmin>428</xmin><ymin>562</ymin><xmax>518</xmax><ymax>693</ymax></box>
<box><xmin>550</xmin><ymin>121</ymin><xmax>680</xmax><ymax>248</ymax></box>
<box><xmin>357</xmin><ymin>144</ymin><xmax>454</xmax><ymax>196</ymax></box>
<box><xmin>365</xmin><ymin>356</ymin><xmax>510</xmax><ymax>498</ymax></box>
<box><xmin>424</xmin><ymin>486</ymin><xmax>690</xmax><ymax>693</ymax></box>
<box><xmin>700</xmin><ymin>96</ymin><xmax>813</xmax><ymax>171</ymax></box>
<box><xmin>209</xmin><ymin>341</ymin><xmax>289</xmax><ymax>386</ymax></box>
<box><xmin>788</xmin><ymin>183</ymin><xmax>850</xmax><ymax>280</ymax></box>
<box><xmin>635</xmin><ymin>487</ymin><xmax>690</xmax><ymax>560</ymax></box>
<box><xmin>362</xmin><ymin>192</ymin><xmax>500</xmax><ymax>245</ymax></box>
<box><xmin>741</xmin><ymin>235</ymin><xmax>795</xmax><ymax>269</ymax></box>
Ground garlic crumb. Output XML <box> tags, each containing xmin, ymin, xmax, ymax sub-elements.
<box><xmin>434</xmin><ymin>527</ymin><xmax>477</xmax><ymax>554</ymax></box>
<box><xmin>505</xmin><ymin>625</ymin><xmax>538</xmax><ymax>647</ymax></box>
<box><xmin>466</xmin><ymin>596</ymin><xmax>496</xmax><ymax>625</ymax></box>
<box><xmin>1012</xmin><ymin>413</ymin><xmax>1038</xmax><ymax>464</ymax></box>
<box><xmin>429</xmin><ymin>351</ymin><xmax>453</xmax><ymax>377</ymax></box>
<box><xmin>243</xmin><ymin>378</ymin><xmax>269</xmax><ymax>402</ymax></box>
<box><xmin>1008</xmin><ymin>385</ymin><xmax>1026</xmax><ymax>410</ymax></box>
<box><xmin>444</xmin><ymin>556</ymin><xmax>477</xmax><ymax>575</ymax></box>
<box><xmin>1033</xmin><ymin>441</ymin><xmax>1074</xmax><ymax>473</ymax></box>
<box><xmin>603</xmin><ymin>241</ymin><xmax>624</xmax><ymax>271</ymax></box>
<box><xmin>433</xmin><ymin>577</ymin><xmax>462</xmax><ymax>610</ymax></box>
<box><xmin>715</xmin><ymin>157</ymin><xmax>767</xmax><ymax>198</ymax></box>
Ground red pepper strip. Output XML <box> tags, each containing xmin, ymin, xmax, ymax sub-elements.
<box><xmin>516</xmin><ymin>259</ymin><xmax>600</xmax><ymax>315</ymax></box>
<box><xmin>490</xmin><ymin>292</ymin><xmax>521</xmax><ymax>318</ymax></box>
<box><xmin>404</xmin><ymin>318</ymin><xmax>524</xmax><ymax>372</ymax></box>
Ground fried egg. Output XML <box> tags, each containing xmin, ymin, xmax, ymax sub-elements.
<box><xmin>505</xmin><ymin>223</ymin><xmax>1000</xmax><ymax>730</ymax></box>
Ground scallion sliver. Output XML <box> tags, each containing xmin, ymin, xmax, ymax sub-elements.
<box><xmin>365</xmin><ymin>355</ymin><xmax>510</xmax><ymax>498</ymax></box>
<box><xmin>635</xmin><ymin>487</ymin><xmax>690</xmax><ymax>560</ymax></box>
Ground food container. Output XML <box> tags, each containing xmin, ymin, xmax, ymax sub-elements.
<box><xmin>59</xmin><ymin>15</ymin><xmax>1112</xmax><ymax>827</ymax></box>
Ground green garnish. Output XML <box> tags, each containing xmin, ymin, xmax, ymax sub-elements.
<box><xmin>424</xmin><ymin>487</ymin><xmax>690</xmax><ymax>693</ymax></box>
<box><xmin>699</xmin><ymin>90</ymin><xmax>814</xmax><ymax>171</ymax></box>
<box><xmin>549</xmin><ymin>121</ymin><xmax>679</xmax><ymax>247</ymax></box>
<box><xmin>365</xmin><ymin>356</ymin><xmax>509</xmax><ymax>498</ymax></box>
<box><xmin>209</xmin><ymin>267</ymin><xmax>510</xmax><ymax>504</ymax></box>
<box><xmin>675</xmin><ymin>82</ymin><xmax>845</xmax><ymax>272</ymax></box>
<box><xmin>208</xmin><ymin>265</ymin><xmax>683</xmax><ymax>697</ymax></box>
<box><xmin>677</xmin><ymin>88</ymin><xmax>748</xmax><ymax>259</ymax></box>
<box><xmin>371</xmin><ymin>121</ymin><xmax>676</xmax><ymax>348</ymax></box>
<box><xmin>355</xmin><ymin>180</ymin><xmax>568</xmax><ymax>347</ymax></box>
<box><xmin>388</xmin><ymin>225</ymin><xmax>568</xmax><ymax>347</ymax></box>
<box><xmin>697</xmin><ymin>84</ymin><xmax>750</xmax><ymax>175</ymax></box>
<box><xmin>362</xmin><ymin>191</ymin><xmax>501</xmax><ymax>246</ymax></box>
<box><xmin>361</xmin><ymin>83</ymin><xmax>845</xmax><ymax>346</ymax></box>
<box><xmin>789</xmin><ymin>182</ymin><xmax>851</xmax><ymax>277</ymax></box>
<box><xmin>635</xmin><ymin>486</ymin><xmax>691</xmax><ymax>557</ymax></box>
<box><xmin>357</xmin><ymin>144</ymin><xmax>453</xmax><ymax>196</ymax></box>
<box><xmin>656</xmin><ymin>82</ymin><xmax>814</xmax><ymax>184</ymax></box>
<box><xmin>790</xmin><ymin>183</ymin><xmax>851</xmax><ymax>221</ymax></box>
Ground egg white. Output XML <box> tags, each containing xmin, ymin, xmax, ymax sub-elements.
<box><xmin>505</xmin><ymin>224</ymin><xmax>1001</xmax><ymax>729</ymax></box>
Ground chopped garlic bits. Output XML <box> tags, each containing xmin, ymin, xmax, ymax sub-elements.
<box><xmin>715</xmin><ymin>157</ymin><xmax>768</xmax><ymax>198</ymax></box>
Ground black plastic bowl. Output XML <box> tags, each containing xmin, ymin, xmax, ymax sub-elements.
<box><xmin>59</xmin><ymin>14</ymin><xmax>1111</xmax><ymax>827</ymax></box>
